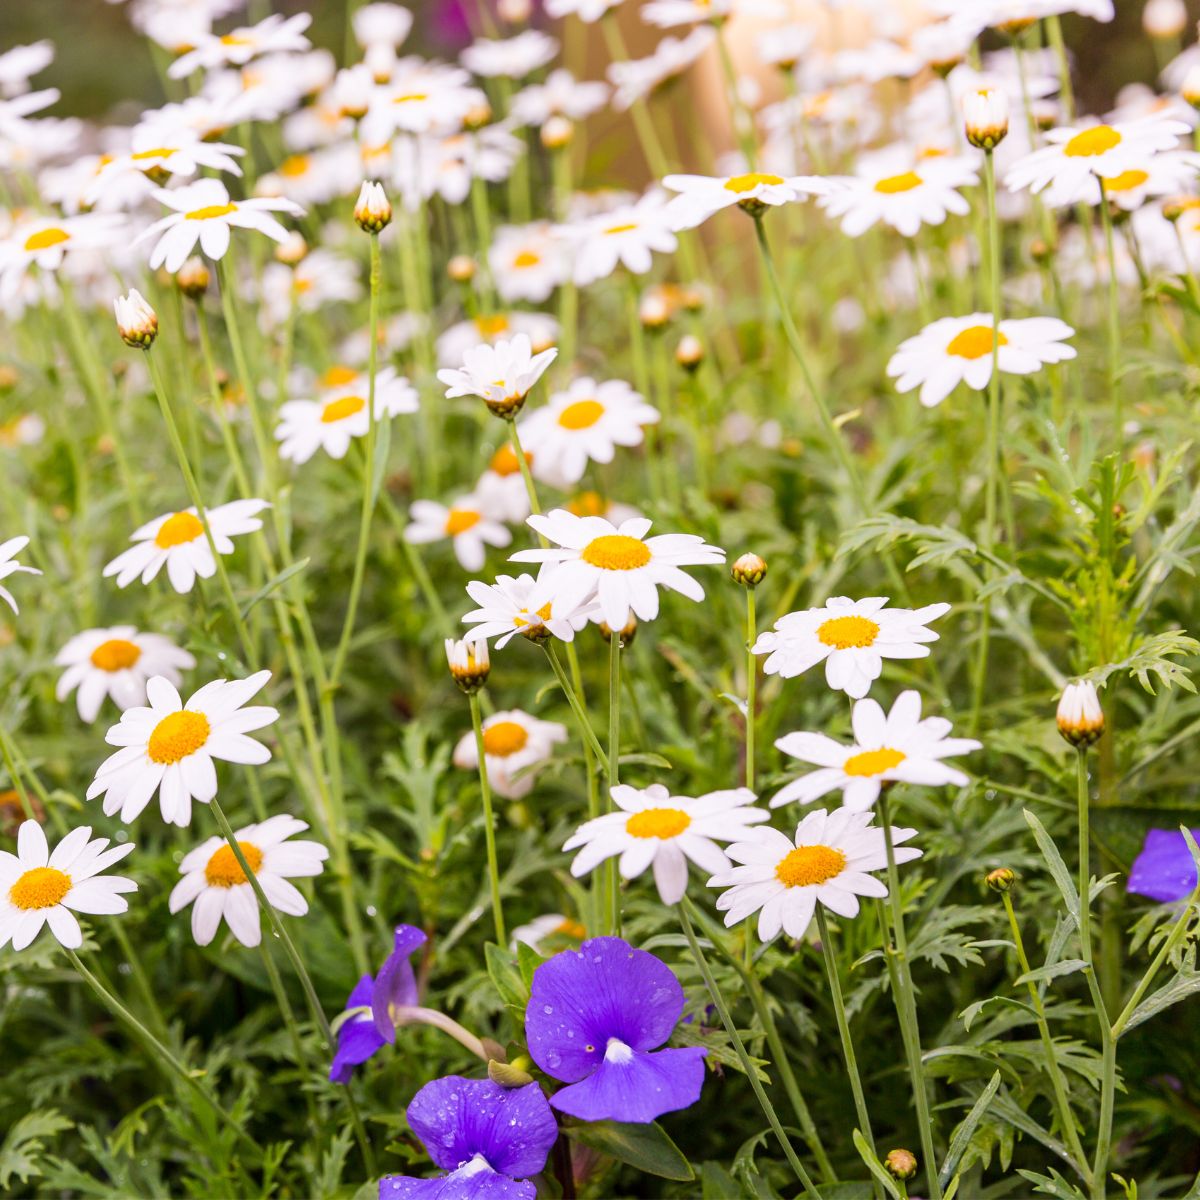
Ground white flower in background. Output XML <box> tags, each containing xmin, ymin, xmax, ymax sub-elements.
<box><xmin>753</xmin><ymin>596</ymin><xmax>952</xmax><ymax>699</ymax></box>
<box><xmin>405</xmin><ymin>497</ymin><xmax>512</xmax><ymax>572</ymax></box>
<box><xmin>436</xmin><ymin>313</ymin><xmax>558</xmax><ymax>369</ymax></box>
<box><xmin>608</xmin><ymin>28</ymin><xmax>714</xmax><ymax>110</ymax></box>
<box><xmin>462</xmin><ymin>572</ymin><xmax>595</xmax><ymax>648</ymax></box>
<box><xmin>1082</xmin><ymin>150</ymin><xmax>1200</xmax><ymax>211</ymax></box>
<box><xmin>489</xmin><ymin>223</ymin><xmax>569</xmax><ymax>304</ymax></box>
<box><xmin>137</xmin><ymin>179</ymin><xmax>304</xmax><ymax>273</ymax></box>
<box><xmin>0</xmin><ymin>213</ymin><xmax>124</xmax><ymax>301</ymax></box>
<box><xmin>88</xmin><ymin>128</ymin><xmax>244</xmax><ymax>206</ymax></box>
<box><xmin>452</xmin><ymin>709</ymin><xmax>568</xmax><ymax>800</ymax></box>
<box><xmin>773</xmin><ymin>690</ymin><xmax>981</xmax><ymax>811</ymax></box>
<box><xmin>438</xmin><ymin>333</ymin><xmax>558</xmax><ymax>416</ymax></box>
<box><xmin>55</xmin><ymin>627</ymin><xmax>196</xmax><ymax>724</ymax></box>
<box><xmin>354</xmin><ymin>1</ymin><xmax>414</xmax><ymax>81</ymax></box>
<box><xmin>510</xmin><ymin>69</ymin><xmax>609</xmax><ymax>126</ymax></box>
<box><xmin>87</xmin><ymin>671</ymin><xmax>280</xmax><ymax>827</ymax></box>
<box><xmin>1005</xmin><ymin>114</ymin><xmax>1190</xmax><ymax>207</ymax></box>
<box><xmin>169</xmin><ymin>815</ymin><xmax>328</xmax><ymax>948</ymax></box>
<box><xmin>0</xmin><ymin>535</ymin><xmax>40</xmax><ymax>614</ymax></box>
<box><xmin>511</xmin><ymin>912</ymin><xmax>586</xmax><ymax>952</ymax></box>
<box><xmin>475</xmin><ymin>442</ymin><xmax>534</xmax><ymax>524</ymax></box>
<box><xmin>0</xmin><ymin>821</ymin><xmax>137</xmax><ymax>952</ymax></box>
<box><xmin>462</xmin><ymin>31</ymin><xmax>559</xmax><ymax>79</ymax></box>
<box><xmin>1144</xmin><ymin>0</ymin><xmax>1188</xmax><ymax>39</ymax></box>
<box><xmin>274</xmin><ymin>366</ymin><xmax>418</xmax><ymax>464</ymax></box>
<box><xmin>103</xmin><ymin>500</ymin><xmax>270</xmax><ymax>594</ymax></box>
<box><xmin>560</xmin><ymin>191</ymin><xmax>678</xmax><ymax>286</ymax></box>
<box><xmin>168</xmin><ymin>12</ymin><xmax>313</xmax><ymax>79</ymax></box>
<box><xmin>0</xmin><ymin>413</ymin><xmax>44</xmax><ymax>449</ymax></box>
<box><xmin>0</xmin><ymin>41</ymin><xmax>54</xmax><ymax>98</ymax></box>
<box><xmin>519</xmin><ymin>377</ymin><xmax>659</xmax><ymax>486</ymax></box>
<box><xmin>564</xmin><ymin>784</ymin><xmax>769</xmax><ymax>905</ymax></box>
<box><xmin>545</xmin><ymin>0</ymin><xmax>623</xmax><ymax>19</ymax></box>
<box><xmin>708</xmin><ymin>806</ymin><xmax>921</xmax><ymax>942</ymax></box>
<box><xmin>642</xmin><ymin>0</ymin><xmax>779</xmax><ymax>29</ymax></box>
<box><xmin>512</xmin><ymin>509</ymin><xmax>725</xmax><ymax>629</ymax></box>
<box><xmin>663</xmin><ymin>171</ymin><xmax>838</xmax><ymax>231</ymax></box>
<box><xmin>364</xmin><ymin>60</ymin><xmax>484</xmax><ymax>140</ymax></box>
<box><xmin>259</xmin><ymin>249</ymin><xmax>362</xmax><ymax>328</ymax></box>
<box><xmin>887</xmin><ymin>313</ymin><xmax>1076</xmax><ymax>408</ymax></box>
<box><xmin>756</xmin><ymin>25</ymin><xmax>814</xmax><ymax>70</ymax></box>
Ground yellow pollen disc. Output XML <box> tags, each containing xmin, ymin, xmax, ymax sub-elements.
<box><xmin>512</xmin><ymin>601</ymin><xmax>553</xmax><ymax>628</ymax></box>
<box><xmin>475</xmin><ymin>314</ymin><xmax>511</xmax><ymax>336</ymax></box>
<box><xmin>817</xmin><ymin>614</ymin><xmax>880</xmax><ymax>649</ymax></box>
<box><xmin>294</xmin><ymin>277</ymin><xmax>313</xmax><ymax>294</ymax></box>
<box><xmin>1101</xmin><ymin>169</ymin><xmax>1148</xmax><ymax>193</ymax></box>
<box><xmin>205</xmin><ymin>840</ymin><xmax>263</xmax><ymax>886</ymax></box>
<box><xmin>489</xmin><ymin>443</ymin><xmax>526</xmax><ymax>475</ymax></box>
<box><xmin>512</xmin><ymin>250</ymin><xmax>541</xmax><ymax>268</ymax></box>
<box><xmin>132</xmin><ymin>147</ymin><xmax>176</xmax><ymax>161</ymax></box>
<box><xmin>874</xmin><ymin>171</ymin><xmax>923</xmax><ymax>194</ymax></box>
<box><xmin>567</xmin><ymin>491</ymin><xmax>607</xmax><ymax>518</ymax></box>
<box><xmin>147</xmin><ymin>709</ymin><xmax>211</xmax><ymax>764</ymax></box>
<box><xmin>90</xmin><ymin>638</ymin><xmax>142</xmax><ymax>672</ymax></box>
<box><xmin>604</xmin><ymin>223</ymin><xmax>638</xmax><ymax>235</ymax></box>
<box><xmin>554</xmin><ymin>917</ymin><xmax>586</xmax><ymax>938</ymax></box>
<box><xmin>154</xmin><ymin>511</ymin><xmax>205</xmax><ymax>548</ymax></box>
<box><xmin>723</xmin><ymin>172</ymin><xmax>785</xmax><ymax>193</ymax></box>
<box><xmin>581</xmin><ymin>534</ymin><xmax>651</xmax><ymax>571</ymax></box>
<box><xmin>1063</xmin><ymin>125</ymin><xmax>1121</xmax><ymax>157</ymax></box>
<box><xmin>322</xmin><ymin>365</ymin><xmax>359</xmax><ymax>388</ymax></box>
<box><xmin>185</xmin><ymin>203</ymin><xmax>237</xmax><ymax>220</ymax></box>
<box><xmin>0</xmin><ymin>788</ymin><xmax>20</xmax><ymax>812</ymax></box>
<box><xmin>321</xmin><ymin>395</ymin><xmax>366</xmax><ymax>423</ymax></box>
<box><xmin>843</xmin><ymin>747</ymin><xmax>907</xmax><ymax>777</ymax></box>
<box><xmin>24</xmin><ymin>227</ymin><xmax>70</xmax><ymax>252</ymax></box>
<box><xmin>279</xmin><ymin>154</ymin><xmax>310</xmax><ymax>177</ymax></box>
<box><xmin>482</xmin><ymin>720</ymin><xmax>529</xmax><ymax>756</ymax></box>
<box><xmin>947</xmin><ymin>325</ymin><xmax>1007</xmax><ymax>360</ymax></box>
<box><xmin>557</xmin><ymin>399</ymin><xmax>605</xmax><ymax>430</ymax></box>
<box><xmin>394</xmin><ymin>92</ymin><xmax>429</xmax><ymax>103</ymax></box>
<box><xmin>10</xmin><ymin>866</ymin><xmax>72</xmax><ymax>910</ymax></box>
<box><xmin>220</xmin><ymin>33</ymin><xmax>253</xmax><ymax>45</ymax></box>
<box><xmin>445</xmin><ymin>508</ymin><xmax>482</xmax><ymax>535</ymax></box>
<box><xmin>625</xmin><ymin>807</ymin><xmax>691</xmax><ymax>839</ymax></box>
<box><xmin>775</xmin><ymin>844</ymin><xmax>846</xmax><ymax>887</ymax></box>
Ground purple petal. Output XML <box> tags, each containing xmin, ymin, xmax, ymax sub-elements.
<box><xmin>525</xmin><ymin>937</ymin><xmax>686</xmax><ymax>1083</ymax></box>
<box><xmin>380</xmin><ymin>1165</ymin><xmax>536</xmax><ymax>1200</ymax></box>
<box><xmin>406</xmin><ymin>1078</ymin><xmax>558</xmax><ymax>1179</ymax></box>
<box><xmin>329</xmin><ymin>1015</ymin><xmax>385</xmax><ymax>1084</ymax></box>
<box><xmin>1128</xmin><ymin>828</ymin><xmax>1200</xmax><ymax>903</ymax></box>
<box><xmin>373</xmin><ymin>925</ymin><xmax>428</xmax><ymax>1042</ymax></box>
<box><xmin>548</xmin><ymin>1047</ymin><xmax>707</xmax><ymax>1124</ymax></box>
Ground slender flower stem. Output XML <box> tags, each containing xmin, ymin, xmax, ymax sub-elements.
<box><xmin>1097</xmin><ymin>181</ymin><xmax>1123</xmax><ymax>436</ymax></box>
<box><xmin>391</xmin><ymin>1005</ymin><xmax>493</xmax><ymax>1061</ymax></box>
<box><xmin>744</xmin><ymin>588</ymin><xmax>757</xmax><ymax>791</ymax></box>
<box><xmin>507</xmin><ymin>418</ymin><xmax>542</xmax><ymax>521</ymax></box>
<box><xmin>544</xmin><ymin>643</ymin><xmax>608</xmax><ymax>766</ymax></box>
<box><xmin>606</xmin><ymin>631</ymin><xmax>622</xmax><ymax>936</ymax></box>
<box><xmin>600</xmin><ymin>16</ymin><xmax>671</xmax><ymax>180</ymax></box>
<box><xmin>714</xmin><ymin>22</ymin><xmax>757</xmax><ymax>168</ymax></box>
<box><xmin>258</xmin><ymin>942</ymin><xmax>319</xmax><ymax>1130</ymax></box>
<box><xmin>1077</xmin><ymin>747</ymin><xmax>1093</xmax><ymax>962</ymax></box>
<box><xmin>676</xmin><ymin>902</ymin><xmax>822</xmax><ymax>1200</ymax></box>
<box><xmin>469</xmin><ymin>690</ymin><xmax>507</xmax><ymax>945</ymax></box>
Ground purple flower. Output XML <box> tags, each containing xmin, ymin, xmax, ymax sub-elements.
<box><xmin>524</xmin><ymin>936</ymin><xmax>706</xmax><ymax>1124</ymax></box>
<box><xmin>1128</xmin><ymin>828</ymin><xmax>1200</xmax><ymax>903</ymax></box>
<box><xmin>330</xmin><ymin>925</ymin><xmax>427</xmax><ymax>1084</ymax></box>
<box><xmin>380</xmin><ymin>1077</ymin><xmax>558</xmax><ymax>1200</ymax></box>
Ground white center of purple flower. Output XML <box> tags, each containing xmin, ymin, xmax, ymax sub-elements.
<box><xmin>605</xmin><ymin>1037</ymin><xmax>634</xmax><ymax>1065</ymax></box>
<box><xmin>459</xmin><ymin>1154</ymin><xmax>493</xmax><ymax>1177</ymax></box>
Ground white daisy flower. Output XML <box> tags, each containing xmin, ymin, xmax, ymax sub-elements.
<box><xmin>607</xmin><ymin>28</ymin><xmax>714</xmax><ymax>111</ymax></box>
<box><xmin>511</xmin><ymin>509</ymin><xmax>726</xmax><ymax>629</ymax></box>
<box><xmin>773</xmin><ymin>690</ymin><xmax>981</xmax><ymax>811</ymax></box>
<box><xmin>474</xmin><ymin>442</ymin><xmax>534</xmax><ymax>525</ymax></box>
<box><xmin>137</xmin><ymin>179</ymin><xmax>304</xmax><ymax>274</ymax></box>
<box><xmin>103</xmin><ymin>499</ymin><xmax>270</xmax><ymax>594</ymax></box>
<box><xmin>510</xmin><ymin>912</ymin><xmax>586</xmax><ymax>952</ymax></box>
<box><xmin>489</xmin><ymin>223</ymin><xmax>570</xmax><ymax>304</ymax></box>
<box><xmin>0</xmin><ymin>41</ymin><xmax>53</xmax><ymax>98</ymax></box>
<box><xmin>753</xmin><ymin>596</ymin><xmax>952</xmax><ymax>700</ymax></box>
<box><xmin>462</xmin><ymin>31</ymin><xmax>559</xmax><ymax>79</ymax></box>
<box><xmin>510</xmin><ymin>69</ymin><xmax>609</xmax><ymax>127</ymax></box>
<box><xmin>0</xmin><ymin>534</ymin><xmax>40</xmax><ymax>614</ymax></box>
<box><xmin>642</xmin><ymin>0</ymin><xmax>777</xmax><ymax>29</ymax></box>
<box><xmin>708</xmin><ymin>806</ymin><xmax>921</xmax><ymax>942</ymax></box>
<box><xmin>462</xmin><ymin>572</ymin><xmax>595</xmax><ymax>648</ymax></box>
<box><xmin>0</xmin><ymin>820</ymin><xmax>137</xmax><ymax>952</ymax></box>
<box><xmin>544</xmin><ymin>0</ymin><xmax>622</xmax><ymax>22</ymax></box>
<box><xmin>0</xmin><ymin>213</ymin><xmax>124</xmax><ymax>302</ymax></box>
<box><xmin>405</xmin><ymin>497</ymin><xmax>512</xmax><ymax>572</ymax></box>
<box><xmin>437</xmin><ymin>333</ymin><xmax>558</xmax><ymax>417</ymax></box>
<box><xmin>86</xmin><ymin>671</ymin><xmax>280</xmax><ymax>827</ymax></box>
<box><xmin>663</xmin><ymin>171</ymin><xmax>837</xmax><ymax>231</ymax></box>
<box><xmin>1078</xmin><ymin>150</ymin><xmax>1200</xmax><ymax>211</ymax></box>
<box><xmin>886</xmin><ymin>313</ymin><xmax>1076</xmax><ymax>409</ymax></box>
<box><xmin>564</xmin><ymin>784</ymin><xmax>769</xmax><ymax>905</ymax></box>
<box><xmin>168</xmin><ymin>814</ymin><xmax>328</xmax><ymax>948</ymax></box>
<box><xmin>88</xmin><ymin>128</ymin><xmax>244</xmax><ymax>207</ymax></box>
<box><xmin>55</xmin><ymin>627</ymin><xmax>196</xmax><ymax>724</ymax></box>
<box><xmin>168</xmin><ymin>13</ymin><xmax>313</xmax><ymax>79</ymax></box>
<box><xmin>452</xmin><ymin>708</ymin><xmax>568</xmax><ymax>800</ymax></box>
<box><xmin>559</xmin><ymin>191</ymin><xmax>678</xmax><ymax>286</ymax></box>
<box><xmin>363</xmin><ymin>60</ymin><xmax>485</xmax><ymax>141</ymax></box>
<box><xmin>518</xmin><ymin>376</ymin><xmax>659</xmax><ymax>486</ymax></box>
<box><xmin>436</xmin><ymin>312</ymin><xmax>558</xmax><ymax>369</ymax></box>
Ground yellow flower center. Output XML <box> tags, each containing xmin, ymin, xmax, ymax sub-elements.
<box><xmin>843</xmin><ymin>747</ymin><xmax>907</xmax><ymax>777</ymax></box>
<box><xmin>625</xmin><ymin>807</ymin><xmax>691</xmax><ymax>839</ymax></box>
<box><xmin>874</xmin><ymin>171</ymin><xmax>923</xmax><ymax>194</ymax></box>
<box><xmin>947</xmin><ymin>325</ymin><xmax>1007</xmax><ymax>360</ymax></box>
<box><xmin>220</xmin><ymin>33</ymin><xmax>253</xmax><ymax>46</ymax></box>
<box><xmin>512</xmin><ymin>601</ymin><xmax>553</xmax><ymax>628</ymax></box>
<box><xmin>279</xmin><ymin>154</ymin><xmax>310</xmax><ymax>177</ymax></box>
<box><xmin>445</xmin><ymin>508</ymin><xmax>482</xmax><ymax>535</ymax></box>
<box><xmin>147</xmin><ymin>710</ymin><xmax>211</xmax><ymax>764</ymax></box>
<box><xmin>394</xmin><ymin>92</ymin><xmax>429</xmax><ymax>103</ymax></box>
<box><xmin>489</xmin><ymin>443</ymin><xmax>526</xmax><ymax>476</ymax></box>
<box><xmin>475</xmin><ymin>314</ymin><xmax>511</xmax><ymax>336</ymax></box>
<box><xmin>775</xmin><ymin>845</ymin><xmax>846</xmax><ymax>888</ymax></box>
<box><xmin>24</xmin><ymin>227</ymin><xmax>70</xmax><ymax>251</ymax></box>
<box><xmin>185</xmin><ymin>203</ymin><xmax>238</xmax><ymax>220</ymax></box>
<box><xmin>10</xmin><ymin>866</ymin><xmax>72</xmax><ymax>910</ymax></box>
<box><xmin>1063</xmin><ymin>124</ymin><xmax>1121</xmax><ymax>158</ymax></box>
<box><xmin>322</xmin><ymin>365</ymin><xmax>359</xmax><ymax>388</ymax></box>
<box><xmin>513</xmin><ymin>250</ymin><xmax>541</xmax><ymax>268</ymax></box>
<box><xmin>131</xmin><ymin>147</ymin><xmax>176</xmax><ymax>161</ymax></box>
<box><xmin>604</xmin><ymin>223</ymin><xmax>638</xmax><ymax>235</ymax></box>
<box><xmin>558</xmin><ymin>399</ymin><xmax>605</xmax><ymax>430</ymax></box>
<box><xmin>723</xmin><ymin>172</ymin><xmax>785</xmax><ymax>193</ymax></box>
<box><xmin>482</xmin><ymin>720</ymin><xmax>529</xmax><ymax>756</ymax></box>
<box><xmin>204</xmin><ymin>840</ymin><xmax>263</xmax><ymax>886</ymax></box>
<box><xmin>567</xmin><ymin>491</ymin><xmax>607</xmax><ymax>517</ymax></box>
<box><xmin>90</xmin><ymin>638</ymin><xmax>142</xmax><ymax>672</ymax></box>
<box><xmin>154</xmin><ymin>511</ymin><xmax>205</xmax><ymax>548</ymax></box>
<box><xmin>1102</xmin><ymin>168</ymin><xmax>1149</xmax><ymax>193</ymax></box>
<box><xmin>321</xmin><ymin>395</ymin><xmax>366</xmax><ymax>423</ymax></box>
<box><xmin>581</xmin><ymin>534</ymin><xmax>650</xmax><ymax>571</ymax></box>
<box><xmin>554</xmin><ymin>917</ymin><xmax>586</xmax><ymax>938</ymax></box>
<box><xmin>817</xmin><ymin>615</ymin><xmax>880</xmax><ymax>649</ymax></box>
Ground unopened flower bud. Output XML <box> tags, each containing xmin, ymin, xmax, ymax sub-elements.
<box><xmin>488</xmin><ymin>1057</ymin><xmax>535</xmax><ymax>1087</ymax></box>
<box><xmin>0</xmin><ymin>365</ymin><xmax>18</xmax><ymax>392</ymax></box>
<box><xmin>498</xmin><ymin>0</ymin><xmax>533</xmax><ymax>21</ymax></box>
<box><xmin>599</xmin><ymin>616</ymin><xmax>637</xmax><ymax>645</ymax></box>
<box><xmin>176</xmin><ymin>256</ymin><xmax>210</xmax><ymax>298</ymax></box>
<box><xmin>1057</xmin><ymin>680</ymin><xmax>1105</xmax><ymax>747</ymax></box>
<box><xmin>446</xmin><ymin>637</ymin><xmax>490</xmax><ymax>693</ymax></box>
<box><xmin>639</xmin><ymin>292</ymin><xmax>670</xmax><ymax>330</ymax></box>
<box><xmin>114</xmin><ymin>289</ymin><xmax>158</xmax><ymax>349</ymax></box>
<box><xmin>275</xmin><ymin>230</ymin><xmax>308</xmax><ymax>265</ymax></box>
<box><xmin>1144</xmin><ymin>0</ymin><xmax>1187</xmax><ymax>39</ymax></box>
<box><xmin>986</xmin><ymin>866</ymin><xmax>1016</xmax><ymax>893</ymax></box>
<box><xmin>540</xmin><ymin>115</ymin><xmax>574</xmax><ymax>150</ymax></box>
<box><xmin>885</xmin><ymin>1149</ymin><xmax>918</xmax><ymax>1181</ymax></box>
<box><xmin>1183</xmin><ymin>64</ymin><xmax>1200</xmax><ymax>110</ymax></box>
<box><xmin>1162</xmin><ymin>195</ymin><xmax>1196</xmax><ymax>222</ymax></box>
<box><xmin>676</xmin><ymin>333</ymin><xmax>704</xmax><ymax>371</ymax></box>
<box><xmin>1031</xmin><ymin>99</ymin><xmax>1059</xmax><ymax>132</ymax></box>
<box><xmin>354</xmin><ymin>180</ymin><xmax>392</xmax><ymax>233</ymax></box>
<box><xmin>1030</xmin><ymin>237</ymin><xmax>1053</xmax><ymax>264</ymax></box>
<box><xmin>448</xmin><ymin>254</ymin><xmax>477</xmax><ymax>284</ymax></box>
<box><xmin>464</xmin><ymin>102</ymin><xmax>493</xmax><ymax>130</ymax></box>
<box><xmin>963</xmin><ymin>87</ymin><xmax>1009</xmax><ymax>150</ymax></box>
<box><xmin>731</xmin><ymin>552</ymin><xmax>767</xmax><ymax>587</ymax></box>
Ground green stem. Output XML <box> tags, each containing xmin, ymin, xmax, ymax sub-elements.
<box><xmin>469</xmin><ymin>690</ymin><xmax>507</xmax><ymax>945</ymax></box>
<box><xmin>1077</xmin><ymin>747</ymin><xmax>1093</xmax><ymax>962</ymax></box>
<box><xmin>714</xmin><ymin>22</ymin><xmax>757</xmax><ymax>167</ymax></box>
<box><xmin>745</xmin><ymin>588</ymin><xmax>756</xmax><ymax>791</ymax></box>
<box><xmin>1098</xmin><ymin>181</ymin><xmax>1122</xmax><ymax>436</ymax></box>
<box><xmin>606</xmin><ymin>631</ymin><xmax>622</xmax><ymax>936</ymax></box>
<box><xmin>258</xmin><ymin>942</ymin><xmax>320</xmax><ymax>1130</ymax></box>
<box><xmin>545</xmin><ymin>643</ymin><xmax>608</xmax><ymax>766</ymax></box>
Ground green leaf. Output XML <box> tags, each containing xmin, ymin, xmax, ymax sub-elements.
<box><xmin>1083</xmin><ymin>630</ymin><xmax>1200</xmax><ymax>695</ymax></box>
<box><xmin>516</xmin><ymin>940</ymin><xmax>545</xmax><ymax>991</ymax></box>
<box><xmin>1023</xmin><ymin>810</ymin><xmax>1080</xmax><ymax>927</ymax></box>
<box><xmin>565</xmin><ymin>1120</ymin><xmax>694</xmax><ymax>1181</ymax></box>
<box><xmin>1123</xmin><ymin>968</ymin><xmax>1200</xmax><ymax>1034</ymax></box>
<box><xmin>239</xmin><ymin>556</ymin><xmax>310</xmax><ymax>619</ymax></box>
<box><xmin>484</xmin><ymin>943</ymin><xmax>529</xmax><ymax>1012</ymax></box>
<box><xmin>959</xmin><ymin>995</ymin><xmax>1037</xmax><ymax>1032</ymax></box>
<box><xmin>0</xmin><ymin>1108</ymin><xmax>73</xmax><ymax>1189</ymax></box>
<box><xmin>850</xmin><ymin>1130</ymin><xmax>901</xmax><ymax>1200</ymax></box>
<box><xmin>1014</xmin><ymin>960</ymin><xmax>1088</xmax><ymax>988</ymax></box>
<box><xmin>940</xmin><ymin>1071</ymin><xmax>1001</xmax><ymax>1188</ymax></box>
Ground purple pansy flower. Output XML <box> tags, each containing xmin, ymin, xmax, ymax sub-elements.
<box><xmin>330</xmin><ymin>925</ymin><xmax>427</xmax><ymax>1083</ymax></box>
<box><xmin>1128</xmin><ymin>828</ymin><xmax>1200</xmax><ymax>903</ymax></box>
<box><xmin>524</xmin><ymin>936</ymin><xmax>707</xmax><ymax>1124</ymax></box>
<box><xmin>380</xmin><ymin>1077</ymin><xmax>558</xmax><ymax>1199</ymax></box>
